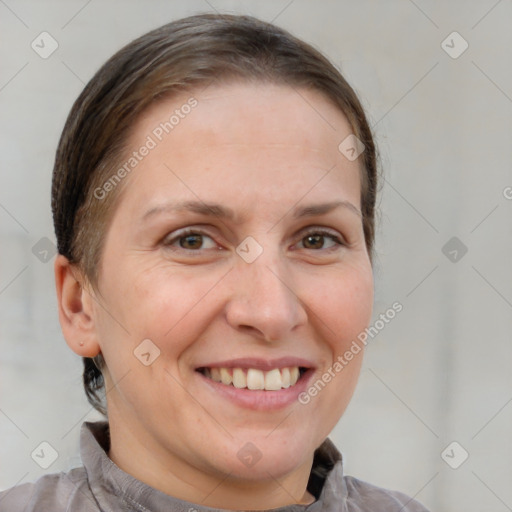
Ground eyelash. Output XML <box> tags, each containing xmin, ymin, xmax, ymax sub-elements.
<box><xmin>163</xmin><ymin>227</ymin><xmax>345</xmax><ymax>253</ymax></box>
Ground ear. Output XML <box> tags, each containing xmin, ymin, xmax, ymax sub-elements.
<box><xmin>54</xmin><ymin>254</ymin><xmax>101</xmax><ymax>358</ymax></box>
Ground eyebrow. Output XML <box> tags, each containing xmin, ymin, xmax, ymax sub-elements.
<box><xmin>142</xmin><ymin>201</ymin><xmax>237</xmax><ymax>222</ymax></box>
<box><xmin>141</xmin><ymin>199</ymin><xmax>361</xmax><ymax>223</ymax></box>
<box><xmin>294</xmin><ymin>200</ymin><xmax>361</xmax><ymax>218</ymax></box>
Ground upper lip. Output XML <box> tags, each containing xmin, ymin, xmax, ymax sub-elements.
<box><xmin>195</xmin><ymin>357</ymin><xmax>314</xmax><ymax>371</ymax></box>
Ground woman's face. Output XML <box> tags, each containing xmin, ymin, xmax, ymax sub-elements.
<box><xmin>90</xmin><ymin>83</ymin><xmax>373</xmax><ymax>490</ymax></box>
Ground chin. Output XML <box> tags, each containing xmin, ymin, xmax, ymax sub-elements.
<box><xmin>206</xmin><ymin>427</ymin><xmax>316</xmax><ymax>481</ymax></box>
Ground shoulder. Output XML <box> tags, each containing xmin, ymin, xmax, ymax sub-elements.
<box><xmin>0</xmin><ymin>467</ymin><xmax>98</xmax><ymax>512</ymax></box>
<box><xmin>342</xmin><ymin>475</ymin><xmax>430</xmax><ymax>511</ymax></box>
<box><xmin>316</xmin><ymin>439</ymin><xmax>430</xmax><ymax>511</ymax></box>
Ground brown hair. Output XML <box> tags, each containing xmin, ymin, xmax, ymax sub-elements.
<box><xmin>52</xmin><ymin>13</ymin><xmax>380</xmax><ymax>415</ymax></box>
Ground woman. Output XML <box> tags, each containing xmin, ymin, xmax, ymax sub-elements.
<box><xmin>0</xmin><ymin>14</ymin><xmax>429</xmax><ymax>511</ymax></box>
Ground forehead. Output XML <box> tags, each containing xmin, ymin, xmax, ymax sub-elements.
<box><xmin>136</xmin><ymin>82</ymin><xmax>354</xmax><ymax>152</ymax></box>
<box><xmin>119</xmin><ymin>82</ymin><xmax>362</xmax><ymax>214</ymax></box>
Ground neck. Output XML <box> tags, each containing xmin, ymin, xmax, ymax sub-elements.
<box><xmin>107</xmin><ymin>414</ymin><xmax>316</xmax><ymax>509</ymax></box>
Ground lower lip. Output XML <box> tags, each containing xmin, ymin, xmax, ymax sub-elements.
<box><xmin>196</xmin><ymin>370</ymin><xmax>314</xmax><ymax>411</ymax></box>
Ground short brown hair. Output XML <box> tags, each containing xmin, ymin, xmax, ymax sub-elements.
<box><xmin>52</xmin><ymin>13</ymin><xmax>380</xmax><ymax>415</ymax></box>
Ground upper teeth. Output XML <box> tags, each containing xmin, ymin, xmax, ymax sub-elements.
<box><xmin>205</xmin><ymin>367</ymin><xmax>301</xmax><ymax>390</ymax></box>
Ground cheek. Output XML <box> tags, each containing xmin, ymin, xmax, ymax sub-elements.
<box><xmin>296</xmin><ymin>267</ymin><xmax>372</xmax><ymax>436</ymax></box>
<box><xmin>126</xmin><ymin>266</ymin><xmax>224</xmax><ymax>349</ymax></box>
<box><xmin>303</xmin><ymin>264</ymin><xmax>374</xmax><ymax>349</ymax></box>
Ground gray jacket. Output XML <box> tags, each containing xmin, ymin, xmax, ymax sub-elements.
<box><xmin>0</xmin><ymin>421</ymin><xmax>430</xmax><ymax>511</ymax></box>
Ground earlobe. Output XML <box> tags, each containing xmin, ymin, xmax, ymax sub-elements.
<box><xmin>54</xmin><ymin>254</ymin><xmax>101</xmax><ymax>358</ymax></box>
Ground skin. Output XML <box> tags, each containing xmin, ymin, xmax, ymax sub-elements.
<box><xmin>55</xmin><ymin>82</ymin><xmax>374</xmax><ymax>509</ymax></box>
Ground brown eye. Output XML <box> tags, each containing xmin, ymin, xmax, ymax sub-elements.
<box><xmin>302</xmin><ymin>234</ymin><xmax>325</xmax><ymax>249</ymax></box>
<box><xmin>180</xmin><ymin>234</ymin><xmax>204</xmax><ymax>249</ymax></box>
<box><xmin>299</xmin><ymin>231</ymin><xmax>341</xmax><ymax>250</ymax></box>
<box><xmin>164</xmin><ymin>230</ymin><xmax>218</xmax><ymax>251</ymax></box>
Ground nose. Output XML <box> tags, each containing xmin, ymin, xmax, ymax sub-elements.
<box><xmin>224</xmin><ymin>253</ymin><xmax>307</xmax><ymax>343</ymax></box>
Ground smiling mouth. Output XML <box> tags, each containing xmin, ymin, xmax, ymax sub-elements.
<box><xmin>196</xmin><ymin>366</ymin><xmax>308</xmax><ymax>391</ymax></box>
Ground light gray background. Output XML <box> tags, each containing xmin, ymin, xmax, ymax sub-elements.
<box><xmin>1</xmin><ymin>1</ymin><xmax>511</xmax><ymax>510</ymax></box>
